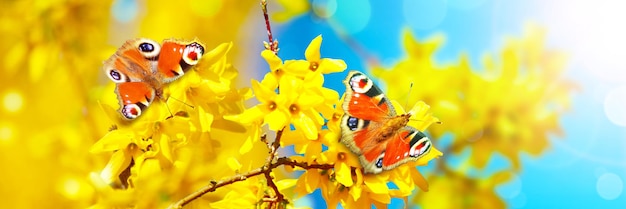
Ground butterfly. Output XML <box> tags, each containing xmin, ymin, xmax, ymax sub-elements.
<box><xmin>103</xmin><ymin>38</ymin><xmax>205</xmax><ymax>119</ymax></box>
<box><xmin>340</xmin><ymin>71</ymin><xmax>433</xmax><ymax>174</ymax></box>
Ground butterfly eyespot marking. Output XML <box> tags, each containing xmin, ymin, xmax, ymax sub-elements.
<box><xmin>136</xmin><ymin>39</ymin><xmax>161</xmax><ymax>59</ymax></box>
<box><xmin>139</xmin><ymin>43</ymin><xmax>154</xmax><ymax>52</ymax></box>
<box><xmin>375</xmin><ymin>153</ymin><xmax>385</xmax><ymax>168</ymax></box>
<box><xmin>346</xmin><ymin>116</ymin><xmax>358</xmax><ymax>131</ymax></box>
<box><xmin>122</xmin><ymin>104</ymin><xmax>142</xmax><ymax>119</ymax></box>
<box><xmin>106</xmin><ymin>68</ymin><xmax>128</xmax><ymax>83</ymax></box>
<box><xmin>182</xmin><ymin>42</ymin><xmax>205</xmax><ymax>66</ymax></box>
<box><xmin>344</xmin><ymin>116</ymin><xmax>370</xmax><ymax>131</ymax></box>
<box><xmin>348</xmin><ymin>73</ymin><xmax>373</xmax><ymax>94</ymax></box>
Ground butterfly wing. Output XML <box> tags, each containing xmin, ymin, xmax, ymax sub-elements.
<box><xmin>340</xmin><ymin>71</ymin><xmax>433</xmax><ymax>174</ymax></box>
<box><xmin>156</xmin><ymin>39</ymin><xmax>205</xmax><ymax>83</ymax></box>
<box><xmin>115</xmin><ymin>82</ymin><xmax>156</xmax><ymax>119</ymax></box>
<box><xmin>340</xmin><ymin>71</ymin><xmax>396</xmax><ymax>158</ymax></box>
<box><xmin>103</xmin><ymin>39</ymin><xmax>162</xmax><ymax>119</ymax></box>
<box><xmin>379</xmin><ymin>126</ymin><xmax>432</xmax><ymax>171</ymax></box>
<box><xmin>341</xmin><ymin>71</ymin><xmax>397</xmax><ymax>121</ymax></box>
<box><xmin>103</xmin><ymin>38</ymin><xmax>205</xmax><ymax>119</ymax></box>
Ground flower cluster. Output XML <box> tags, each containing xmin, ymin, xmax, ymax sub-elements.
<box><xmin>220</xmin><ymin>35</ymin><xmax>442</xmax><ymax>208</ymax></box>
<box><xmin>85</xmin><ymin>32</ymin><xmax>443</xmax><ymax>208</ymax></box>
<box><xmin>0</xmin><ymin>0</ymin><xmax>282</xmax><ymax>207</ymax></box>
<box><xmin>90</xmin><ymin>42</ymin><xmax>259</xmax><ymax>208</ymax></box>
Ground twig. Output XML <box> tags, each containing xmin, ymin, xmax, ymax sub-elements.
<box><xmin>261</xmin><ymin>0</ymin><xmax>279</xmax><ymax>53</ymax></box>
<box><xmin>263</xmin><ymin>128</ymin><xmax>285</xmax><ymax>205</ymax></box>
<box><xmin>167</xmin><ymin>131</ymin><xmax>334</xmax><ymax>209</ymax></box>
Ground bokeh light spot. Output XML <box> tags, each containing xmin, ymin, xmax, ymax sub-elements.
<box><xmin>596</xmin><ymin>172</ymin><xmax>623</xmax><ymax>200</ymax></box>
<box><xmin>312</xmin><ymin>0</ymin><xmax>337</xmax><ymax>18</ymax></box>
<box><xmin>3</xmin><ymin>91</ymin><xmax>23</xmax><ymax>113</ymax></box>
<box><xmin>190</xmin><ymin>0</ymin><xmax>222</xmax><ymax>18</ymax></box>
<box><xmin>62</xmin><ymin>178</ymin><xmax>81</xmax><ymax>198</ymax></box>
<box><xmin>604</xmin><ymin>85</ymin><xmax>626</xmax><ymax>127</ymax></box>
<box><xmin>403</xmin><ymin>0</ymin><xmax>447</xmax><ymax>30</ymax></box>
<box><xmin>331</xmin><ymin>0</ymin><xmax>371</xmax><ymax>34</ymax></box>
<box><xmin>111</xmin><ymin>0</ymin><xmax>139</xmax><ymax>23</ymax></box>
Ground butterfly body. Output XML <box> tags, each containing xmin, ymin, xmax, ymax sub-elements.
<box><xmin>341</xmin><ymin>71</ymin><xmax>432</xmax><ymax>174</ymax></box>
<box><xmin>103</xmin><ymin>38</ymin><xmax>205</xmax><ymax>119</ymax></box>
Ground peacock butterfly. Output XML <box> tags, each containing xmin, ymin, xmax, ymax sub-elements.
<box><xmin>103</xmin><ymin>38</ymin><xmax>205</xmax><ymax>119</ymax></box>
<box><xmin>340</xmin><ymin>71</ymin><xmax>433</xmax><ymax>174</ymax></box>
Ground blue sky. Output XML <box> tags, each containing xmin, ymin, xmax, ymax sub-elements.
<box><xmin>276</xmin><ymin>0</ymin><xmax>626</xmax><ymax>208</ymax></box>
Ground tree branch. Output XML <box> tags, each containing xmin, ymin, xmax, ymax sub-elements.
<box><xmin>167</xmin><ymin>129</ymin><xmax>334</xmax><ymax>209</ymax></box>
<box><xmin>261</xmin><ymin>0</ymin><xmax>279</xmax><ymax>53</ymax></box>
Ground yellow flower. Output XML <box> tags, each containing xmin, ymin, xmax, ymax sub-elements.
<box><xmin>260</xmin><ymin>49</ymin><xmax>286</xmax><ymax>89</ymax></box>
<box><xmin>209</xmin><ymin>176</ymin><xmax>265</xmax><ymax>209</ymax></box>
<box><xmin>294</xmin><ymin>167</ymin><xmax>330</xmax><ymax>201</ymax></box>
<box><xmin>282</xmin><ymin>129</ymin><xmax>339</xmax><ymax>163</ymax></box>
<box><xmin>283</xmin><ymin>35</ymin><xmax>348</xmax><ymax>77</ymax></box>
<box><xmin>90</xmin><ymin>124</ymin><xmax>157</xmax><ymax>188</ymax></box>
<box><xmin>232</xmin><ymin>75</ymin><xmax>325</xmax><ymax>139</ymax></box>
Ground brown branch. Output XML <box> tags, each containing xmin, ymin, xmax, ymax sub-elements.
<box><xmin>263</xmin><ymin>128</ymin><xmax>284</xmax><ymax>206</ymax></box>
<box><xmin>167</xmin><ymin>129</ymin><xmax>333</xmax><ymax>209</ymax></box>
<box><xmin>261</xmin><ymin>0</ymin><xmax>279</xmax><ymax>53</ymax></box>
<box><xmin>167</xmin><ymin>159</ymin><xmax>333</xmax><ymax>208</ymax></box>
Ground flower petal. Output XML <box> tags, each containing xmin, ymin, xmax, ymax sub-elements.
<box><xmin>265</xmin><ymin>109</ymin><xmax>289</xmax><ymax>131</ymax></box>
<box><xmin>364</xmin><ymin>175</ymin><xmax>389</xmax><ymax>194</ymax></box>
<box><xmin>304</xmin><ymin>170</ymin><xmax>321</xmax><ymax>193</ymax></box>
<box><xmin>305</xmin><ymin>35</ymin><xmax>322</xmax><ymax>61</ymax></box>
<box><xmin>296</xmin><ymin>93</ymin><xmax>324</xmax><ymax>110</ymax></box>
<box><xmin>410</xmin><ymin>168</ymin><xmax>429</xmax><ymax>192</ymax></box>
<box><xmin>276</xmin><ymin>178</ymin><xmax>298</xmax><ymax>192</ymax></box>
<box><xmin>318</xmin><ymin>58</ymin><xmax>347</xmax><ymax>74</ymax></box>
<box><xmin>261</xmin><ymin>49</ymin><xmax>283</xmax><ymax>72</ymax></box>
<box><xmin>90</xmin><ymin>130</ymin><xmax>133</xmax><ymax>153</ymax></box>
<box><xmin>283</xmin><ymin>60</ymin><xmax>313</xmax><ymax>77</ymax></box>
<box><xmin>198</xmin><ymin>42</ymin><xmax>232</xmax><ymax>68</ymax></box>
<box><xmin>251</xmin><ymin>79</ymin><xmax>276</xmax><ymax>104</ymax></box>
<box><xmin>335</xmin><ymin>162</ymin><xmax>353</xmax><ymax>187</ymax></box>
<box><xmin>99</xmin><ymin>150</ymin><xmax>132</xmax><ymax>184</ymax></box>
<box><xmin>225</xmin><ymin>106</ymin><xmax>265</xmax><ymax>125</ymax></box>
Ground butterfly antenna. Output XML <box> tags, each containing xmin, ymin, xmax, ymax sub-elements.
<box><xmin>168</xmin><ymin>96</ymin><xmax>194</xmax><ymax>109</ymax></box>
<box><xmin>164</xmin><ymin>96</ymin><xmax>194</xmax><ymax>119</ymax></box>
<box><xmin>405</xmin><ymin>82</ymin><xmax>414</xmax><ymax>111</ymax></box>
<box><xmin>164</xmin><ymin>99</ymin><xmax>174</xmax><ymax>119</ymax></box>
<box><xmin>409</xmin><ymin>118</ymin><xmax>443</xmax><ymax>124</ymax></box>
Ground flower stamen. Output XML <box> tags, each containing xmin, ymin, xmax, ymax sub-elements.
<box><xmin>337</xmin><ymin>152</ymin><xmax>347</xmax><ymax>161</ymax></box>
<box><xmin>309</xmin><ymin>62</ymin><xmax>319</xmax><ymax>71</ymax></box>
<box><xmin>268</xmin><ymin>101</ymin><xmax>277</xmax><ymax>111</ymax></box>
<box><xmin>289</xmin><ymin>104</ymin><xmax>299</xmax><ymax>114</ymax></box>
